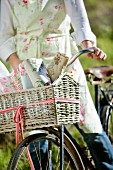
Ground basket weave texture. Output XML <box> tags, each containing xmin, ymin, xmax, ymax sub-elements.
<box><xmin>0</xmin><ymin>74</ymin><xmax>80</xmax><ymax>133</ymax></box>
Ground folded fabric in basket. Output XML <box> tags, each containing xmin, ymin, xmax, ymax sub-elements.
<box><xmin>0</xmin><ymin>76</ymin><xmax>17</xmax><ymax>93</ymax></box>
<box><xmin>11</xmin><ymin>64</ymin><xmax>32</xmax><ymax>90</ymax></box>
<box><xmin>0</xmin><ymin>58</ymin><xmax>51</xmax><ymax>93</ymax></box>
<box><xmin>47</xmin><ymin>52</ymin><xmax>69</xmax><ymax>82</ymax></box>
<box><xmin>10</xmin><ymin>58</ymin><xmax>51</xmax><ymax>90</ymax></box>
<box><xmin>0</xmin><ymin>52</ymin><xmax>69</xmax><ymax>93</ymax></box>
<box><xmin>22</xmin><ymin>58</ymin><xmax>51</xmax><ymax>88</ymax></box>
<box><xmin>0</xmin><ymin>61</ymin><xmax>16</xmax><ymax>93</ymax></box>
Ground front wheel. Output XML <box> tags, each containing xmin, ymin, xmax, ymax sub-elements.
<box><xmin>8</xmin><ymin>128</ymin><xmax>85</xmax><ymax>170</ymax></box>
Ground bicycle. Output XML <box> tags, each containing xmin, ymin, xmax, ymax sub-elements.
<box><xmin>85</xmin><ymin>65</ymin><xmax>113</xmax><ymax>143</ymax></box>
<box><xmin>0</xmin><ymin>48</ymin><xmax>96</xmax><ymax>170</ymax></box>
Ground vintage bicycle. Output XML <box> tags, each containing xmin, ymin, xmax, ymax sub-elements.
<box><xmin>0</xmin><ymin>48</ymin><xmax>100</xmax><ymax>170</ymax></box>
<box><xmin>85</xmin><ymin>65</ymin><xmax>113</xmax><ymax>143</ymax></box>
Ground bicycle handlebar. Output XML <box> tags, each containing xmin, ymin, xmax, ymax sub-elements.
<box><xmin>67</xmin><ymin>48</ymin><xmax>94</xmax><ymax>67</ymax></box>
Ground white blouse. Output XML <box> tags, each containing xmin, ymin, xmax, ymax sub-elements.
<box><xmin>0</xmin><ymin>0</ymin><xmax>96</xmax><ymax>62</ymax></box>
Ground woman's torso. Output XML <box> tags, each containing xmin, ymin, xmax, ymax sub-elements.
<box><xmin>11</xmin><ymin>0</ymin><xmax>74</xmax><ymax>64</ymax></box>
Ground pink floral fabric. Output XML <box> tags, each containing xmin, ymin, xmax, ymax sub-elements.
<box><xmin>0</xmin><ymin>58</ymin><xmax>51</xmax><ymax>93</ymax></box>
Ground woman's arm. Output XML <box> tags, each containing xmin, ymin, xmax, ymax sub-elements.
<box><xmin>8</xmin><ymin>53</ymin><xmax>22</xmax><ymax>69</ymax></box>
<box><xmin>81</xmin><ymin>40</ymin><xmax>107</xmax><ymax>60</ymax></box>
<box><xmin>64</xmin><ymin>0</ymin><xmax>107</xmax><ymax>60</ymax></box>
<box><xmin>0</xmin><ymin>1</ymin><xmax>21</xmax><ymax>68</ymax></box>
<box><xmin>64</xmin><ymin>0</ymin><xmax>96</xmax><ymax>46</ymax></box>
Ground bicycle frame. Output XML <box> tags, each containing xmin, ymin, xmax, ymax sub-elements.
<box><xmin>94</xmin><ymin>84</ymin><xmax>101</xmax><ymax>116</ymax></box>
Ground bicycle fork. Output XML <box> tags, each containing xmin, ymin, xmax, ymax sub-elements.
<box><xmin>60</xmin><ymin>125</ymin><xmax>64</xmax><ymax>170</ymax></box>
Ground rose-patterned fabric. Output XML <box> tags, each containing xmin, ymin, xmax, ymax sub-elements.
<box><xmin>0</xmin><ymin>0</ymin><xmax>102</xmax><ymax>133</ymax></box>
<box><xmin>13</xmin><ymin>0</ymin><xmax>71</xmax><ymax>63</ymax></box>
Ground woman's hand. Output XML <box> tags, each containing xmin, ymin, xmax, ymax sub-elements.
<box><xmin>7</xmin><ymin>52</ymin><xmax>22</xmax><ymax>70</ymax></box>
<box><xmin>81</xmin><ymin>40</ymin><xmax>107</xmax><ymax>61</ymax></box>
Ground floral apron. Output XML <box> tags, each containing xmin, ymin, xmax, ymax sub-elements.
<box><xmin>0</xmin><ymin>0</ymin><xmax>102</xmax><ymax>133</ymax></box>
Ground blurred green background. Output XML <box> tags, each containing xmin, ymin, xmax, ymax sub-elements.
<box><xmin>0</xmin><ymin>0</ymin><xmax>113</xmax><ymax>169</ymax></box>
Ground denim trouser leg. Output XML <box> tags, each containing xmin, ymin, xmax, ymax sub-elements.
<box><xmin>82</xmin><ymin>130</ymin><xmax>113</xmax><ymax>170</ymax></box>
<box><xmin>29</xmin><ymin>139</ymin><xmax>48</xmax><ymax>170</ymax></box>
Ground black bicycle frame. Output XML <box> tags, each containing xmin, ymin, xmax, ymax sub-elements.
<box><xmin>94</xmin><ymin>84</ymin><xmax>101</xmax><ymax>116</ymax></box>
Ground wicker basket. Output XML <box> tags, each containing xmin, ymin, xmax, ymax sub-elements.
<box><xmin>0</xmin><ymin>74</ymin><xmax>80</xmax><ymax>133</ymax></box>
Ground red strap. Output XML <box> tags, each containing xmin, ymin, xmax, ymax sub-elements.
<box><xmin>14</xmin><ymin>106</ymin><xmax>24</xmax><ymax>145</ymax></box>
<box><xmin>0</xmin><ymin>106</ymin><xmax>23</xmax><ymax>145</ymax></box>
<box><xmin>14</xmin><ymin>107</ymin><xmax>35</xmax><ymax>170</ymax></box>
<box><xmin>0</xmin><ymin>106</ymin><xmax>35</xmax><ymax>170</ymax></box>
<box><xmin>26</xmin><ymin>147</ymin><xmax>35</xmax><ymax>170</ymax></box>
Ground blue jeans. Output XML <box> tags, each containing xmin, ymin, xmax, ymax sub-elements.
<box><xmin>82</xmin><ymin>130</ymin><xmax>113</xmax><ymax>170</ymax></box>
<box><xmin>29</xmin><ymin>139</ymin><xmax>48</xmax><ymax>170</ymax></box>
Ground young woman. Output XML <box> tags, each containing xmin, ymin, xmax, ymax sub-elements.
<box><xmin>0</xmin><ymin>0</ymin><xmax>113</xmax><ymax>169</ymax></box>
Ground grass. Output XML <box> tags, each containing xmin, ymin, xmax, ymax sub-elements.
<box><xmin>0</xmin><ymin>148</ymin><xmax>12</xmax><ymax>170</ymax></box>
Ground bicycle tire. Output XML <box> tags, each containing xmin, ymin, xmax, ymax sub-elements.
<box><xmin>107</xmin><ymin>108</ymin><xmax>113</xmax><ymax>144</ymax></box>
<box><xmin>101</xmin><ymin>105</ymin><xmax>113</xmax><ymax>144</ymax></box>
<box><xmin>8</xmin><ymin>128</ymin><xmax>85</xmax><ymax>170</ymax></box>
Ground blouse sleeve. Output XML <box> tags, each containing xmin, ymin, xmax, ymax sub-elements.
<box><xmin>64</xmin><ymin>0</ymin><xmax>96</xmax><ymax>46</ymax></box>
<box><xmin>0</xmin><ymin>0</ymin><xmax>16</xmax><ymax>62</ymax></box>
